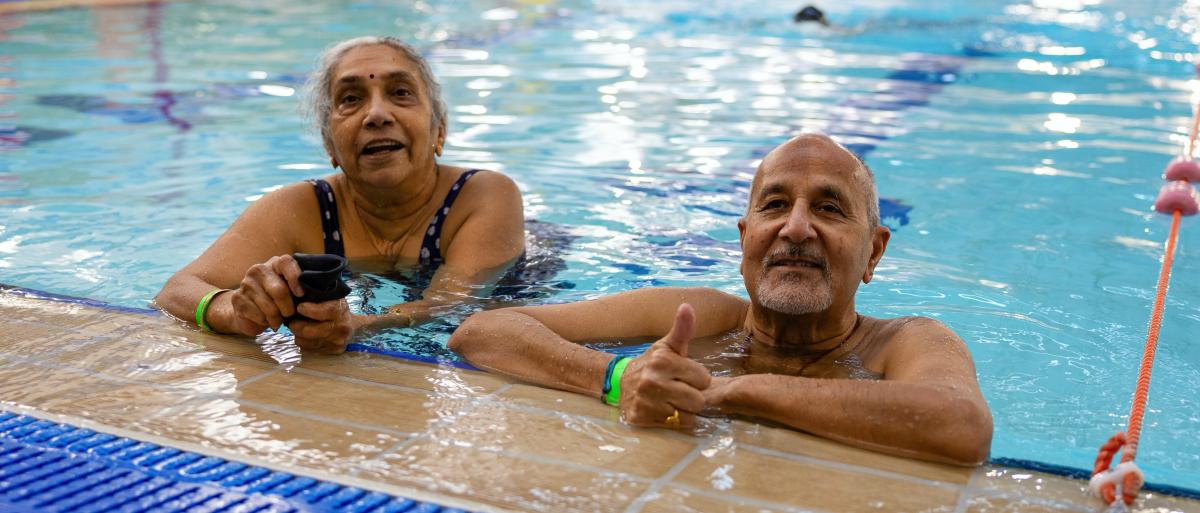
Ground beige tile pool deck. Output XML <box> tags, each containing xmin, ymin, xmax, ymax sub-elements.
<box><xmin>0</xmin><ymin>290</ymin><xmax>1195</xmax><ymax>513</ymax></box>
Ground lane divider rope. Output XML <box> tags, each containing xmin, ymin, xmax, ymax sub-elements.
<box><xmin>1090</xmin><ymin>80</ymin><xmax>1200</xmax><ymax>509</ymax></box>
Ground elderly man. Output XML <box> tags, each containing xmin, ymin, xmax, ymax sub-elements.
<box><xmin>450</xmin><ymin>134</ymin><xmax>992</xmax><ymax>466</ymax></box>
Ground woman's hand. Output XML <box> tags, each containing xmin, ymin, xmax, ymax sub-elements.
<box><xmin>618</xmin><ymin>304</ymin><xmax>711</xmax><ymax>429</ymax></box>
<box><xmin>221</xmin><ymin>255</ymin><xmax>304</xmax><ymax>336</ymax></box>
<box><xmin>290</xmin><ymin>299</ymin><xmax>355</xmax><ymax>354</ymax></box>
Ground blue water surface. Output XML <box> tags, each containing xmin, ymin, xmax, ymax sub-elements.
<box><xmin>1</xmin><ymin>0</ymin><xmax>1198</xmax><ymax>489</ymax></box>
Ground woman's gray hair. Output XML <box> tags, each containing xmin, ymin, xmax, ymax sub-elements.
<box><xmin>305</xmin><ymin>36</ymin><xmax>447</xmax><ymax>154</ymax></box>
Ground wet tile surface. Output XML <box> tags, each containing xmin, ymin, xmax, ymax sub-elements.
<box><xmin>237</xmin><ymin>370</ymin><xmax>444</xmax><ymax>434</ymax></box>
<box><xmin>2</xmin><ymin>292</ymin><xmax>1198</xmax><ymax>513</ymax></box>
<box><xmin>364</xmin><ymin>442</ymin><xmax>651</xmax><ymax>513</ymax></box>
<box><xmin>674</xmin><ymin>445</ymin><xmax>961</xmax><ymax>513</ymax></box>
<box><xmin>411</xmin><ymin>402</ymin><xmax>697</xmax><ymax>479</ymax></box>
<box><xmin>729</xmin><ymin>421</ymin><xmax>975</xmax><ymax>484</ymax></box>
<box><xmin>640</xmin><ymin>486</ymin><xmax>801</xmax><ymax>513</ymax></box>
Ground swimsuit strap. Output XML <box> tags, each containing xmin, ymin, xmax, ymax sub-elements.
<box><xmin>306</xmin><ymin>178</ymin><xmax>345</xmax><ymax>257</ymax></box>
<box><xmin>420</xmin><ymin>169</ymin><xmax>483</xmax><ymax>267</ymax></box>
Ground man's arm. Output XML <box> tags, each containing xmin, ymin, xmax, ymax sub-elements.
<box><xmin>705</xmin><ymin>317</ymin><xmax>993</xmax><ymax>466</ymax></box>
<box><xmin>450</xmin><ymin>288</ymin><xmax>746</xmax><ymax>426</ymax></box>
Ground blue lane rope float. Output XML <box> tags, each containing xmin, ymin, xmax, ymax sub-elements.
<box><xmin>0</xmin><ymin>411</ymin><xmax>473</xmax><ymax>513</ymax></box>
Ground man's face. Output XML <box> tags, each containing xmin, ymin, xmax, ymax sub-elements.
<box><xmin>738</xmin><ymin>135</ymin><xmax>889</xmax><ymax>316</ymax></box>
<box><xmin>326</xmin><ymin>44</ymin><xmax>444</xmax><ymax>188</ymax></box>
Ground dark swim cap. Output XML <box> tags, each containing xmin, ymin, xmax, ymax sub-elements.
<box><xmin>794</xmin><ymin>5</ymin><xmax>828</xmax><ymax>24</ymax></box>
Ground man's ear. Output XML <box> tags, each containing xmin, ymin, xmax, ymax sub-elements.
<box><xmin>862</xmin><ymin>225</ymin><xmax>890</xmax><ymax>284</ymax></box>
<box><xmin>737</xmin><ymin>217</ymin><xmax>747</xmax><ymax>275</ymax></box>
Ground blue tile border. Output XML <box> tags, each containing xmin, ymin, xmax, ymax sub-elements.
<box><xmin>990</xmin><ymin>457</ymin><xmax>1200</xmax><ymax>501</ymax></box>
<box><xmin>0</xmin><ymin>411</ymin><xmax>475</xmax><ymax>513</ymax></box>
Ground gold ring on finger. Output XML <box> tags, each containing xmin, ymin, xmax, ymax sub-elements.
<box><xmin>665</xmin><ymin>409</ymin><xmax>680</xmax><ymax>427</ymax></box>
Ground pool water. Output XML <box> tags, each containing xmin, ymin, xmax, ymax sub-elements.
<box><xmin>2</xmin><ymin>0</ymin><xmax>1198</xmax><ymax>489</ymax></box>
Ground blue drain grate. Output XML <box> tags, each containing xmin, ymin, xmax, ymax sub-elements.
<box><xmin>0</xmin><ymin>411</ymin><xmax>471</xmax><ymax>513</ymax></box>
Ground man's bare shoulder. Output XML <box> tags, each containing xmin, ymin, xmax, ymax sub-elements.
<box><xmin>862</xmin><ymin>315</ymin><xmax>976</xmax><ymax>381</ymax></box>
<box><xmin>863</xmin><ymin>315</ymin><xmax>959</xmax><ymax>340</ymax></box>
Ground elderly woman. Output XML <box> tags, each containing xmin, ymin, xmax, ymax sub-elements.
<box><xmin>155</xmin><ymin>36</ymin><xmax>525</xmax><ymax>353</ymax></box>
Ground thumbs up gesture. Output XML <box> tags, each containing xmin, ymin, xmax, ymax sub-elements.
<box><xmin>618</xmin><ymin>303</ymin><xmax>713</xmax><ymax>429</ymax></box>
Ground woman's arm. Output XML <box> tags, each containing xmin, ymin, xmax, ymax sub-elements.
<box><xmin>154</xmin><ymin>183</ymin><xmax>347</xmax><ymax>342</ymax></box>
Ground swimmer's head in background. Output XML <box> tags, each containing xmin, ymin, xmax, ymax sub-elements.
<box><xmin>794</xmin><ymin>5</ymin><xmax>830</xmax><ymax>27</ymax></box>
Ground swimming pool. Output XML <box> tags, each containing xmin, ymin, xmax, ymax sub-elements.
<box><xmin>2</xmin><ymin>0</ymin><xmax>1198</xmax><ymax>491</ymax></box>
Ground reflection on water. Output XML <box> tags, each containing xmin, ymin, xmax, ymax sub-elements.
<box><xmin>3</xmin><ymin>0</ymin><xmax>1200</xmax><ymax>498</ymax></box>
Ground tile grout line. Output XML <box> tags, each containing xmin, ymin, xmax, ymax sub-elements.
<box><xmin>0</xmin><ymin>352</ymin><xmax>428</xmax><ymax>443</ymax></box>
<box><xmin>5</xmin><ymin>318</ymin><xmax>1140</xmax><ymax>512</ymax></box>
<box><xmin>621</xmin><ymin>428</ymin><xmax>714</xmax><ymax>513</ymax></box>
<box><xmin>363</xmin><ymin>383</ymin><xmax>517</xmax><ymax>474</ymax></box>
<box><xmin>740</xmin><ymin>444</ymin><xmax>966</xmax><ymax>492</ymax></box>
<box><xmin>347</xmin><ymin>381</ymin><xmax>679</xmax><ymax>483</ymax></box>
<box><xmin>479</xmin><ymin>446</ymin><xmax>653</xmax><ymax>484</ymax></box>
<box><xmin>8</xmin><ymin>344</ymin><xmax>1177</xmax><ymax>512</ymax></box>
<box><xmin>0</xmin><ymin>351</ymin><xmax>267</xmax><ymax>399</ymax></box>
<box><xmin>234</xmin><ymin>367</ymin><xmax>280</xmax><ymax>387</ymax></box>
<box><xmin>5</xmin><ymin>345</ymin><xmax>1107</xmax><ymax>513</ymax></box>
<box><xmin>959</xmin><ymin>486</ymin><xmax>1096</xmax><ymax>513</ymax></box>
<box><xmin>473</xmin><ymin>393</ymin><xmax>712</xmax><ymax>445</ymax></box>
<box><xmin>285</xmin><ymin>365</ymin><xmax>458</xmax><ymax>397</ymax></box>
<box><xmin>234</xmin><ymin>398</ymin><xmax>419</xmax><ymax>440</ymax></box>
<box><xmin>667</xmin><ymin>482</ymin><xmax>837</xmax><ymax>513</ymax></box>
<box><xmin>953</xmin><ymin>466</ymin><xmax>982</xmax><ymax>513</ymax></box>
<box><xmin>624</xmin><ymin>419</ymin><xmax>734</xmax><ymax>513</ymax></box>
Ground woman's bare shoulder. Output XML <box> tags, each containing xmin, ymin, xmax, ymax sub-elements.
<box><xmin>228</xmin><ymin>179</ymin><xmax>327</xmax><ymax>251</ymax></box>
<box><xmin>458</xmin><ymin>168</ymin><xmax>520</xmax><ymax>199</ymax></box>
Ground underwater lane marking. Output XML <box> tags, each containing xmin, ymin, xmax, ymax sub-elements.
<box><xmin>607</xmin><ymin>50</ymin><xmax>978</xmax><ymax>276</ymax></box>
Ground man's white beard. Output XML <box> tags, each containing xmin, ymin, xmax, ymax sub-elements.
<box><xmin>756</xmin><ymin>270</ymin><xmax>833</xmax><ymax>315</ymax></box>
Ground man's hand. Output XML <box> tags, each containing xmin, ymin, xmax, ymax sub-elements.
<box><xmin>702</xmin><ymin>376</ymin><xmax>737</xmax><ymax>413</ymax></box>
<box><xmin>289</xmin><ymin>299</ymin><xmax>355</xmax><ymax>354</ymax></box>
<box><xmin>221</xmin><ymin>255</ymin><xmax>304</xmax><ymax>336</ymax></box>
<box><xmin>618</xmin><ymin>304</ymin><xmax>712</xmax><ymax>429</ymax></box>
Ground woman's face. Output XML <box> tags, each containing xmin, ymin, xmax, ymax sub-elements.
<box><xmin>326</xmin><ymin>44</ymin><xmax>444</xmax><ymax>189</ymax></box>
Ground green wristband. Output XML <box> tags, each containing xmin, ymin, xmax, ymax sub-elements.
<box><xmin>195</xmin><ymin>289</ymin><xmax>226</xmax><ymax>333</ymax></box>
<box><xmin>604</xmin><ymin>357</ymin><xmax>632</xmax><ymax>406</ymax></box>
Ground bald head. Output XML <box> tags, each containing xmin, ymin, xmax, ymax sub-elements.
<box><xmin>750</xmin><ymin>134</ymin><xmax>880</xmax><ymax>228</ymax></box>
